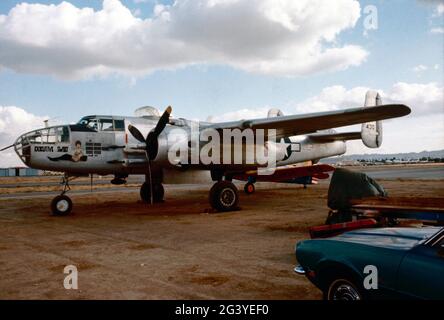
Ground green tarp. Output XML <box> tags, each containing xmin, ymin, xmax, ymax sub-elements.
<box><xmin>327</xmin><ymin>168</ymin><xmax>387</xmax><ymax>210</ymax></box>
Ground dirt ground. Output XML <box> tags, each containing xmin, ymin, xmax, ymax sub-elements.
<box><xmin>0</xmin><ymin>172</ymin><xmax>443</xmax><ymax>299</ymax></box>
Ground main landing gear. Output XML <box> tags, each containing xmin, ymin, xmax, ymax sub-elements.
<box><xmin>209</xmin><ymin>171</ymin><xmax>240</xmax><ymax>212</ymax></box>
<box><xmin>51</xmin><ymin>174</ymin><xmax>74</xmax><ymax>216</ymax></box>
<box><xmin>209</xmin><ymin>181</ymin><xmax>239</xmax><ymax>212</ymax></box>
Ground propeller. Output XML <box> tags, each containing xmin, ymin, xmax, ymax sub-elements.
<box><xmin>0</xmin><ymin>144</ymin><xmax>14</xmax><ymax>152</ymax></box>
<box><xmin>128</xmin><ymin>106</ymin><xmax>172</xmax><ymax>204</ymax></box>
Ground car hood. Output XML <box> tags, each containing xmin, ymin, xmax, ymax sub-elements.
<box><xmin>328</xmin><ymin>227</ymin><xmax>441</xmax><ymax>250</ymax></box>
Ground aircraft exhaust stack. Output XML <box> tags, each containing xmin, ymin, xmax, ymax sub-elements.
<box><xmin>361</xmin><ymin>90</ymin><xmax>383</xmax><ymax>148</ymax></box>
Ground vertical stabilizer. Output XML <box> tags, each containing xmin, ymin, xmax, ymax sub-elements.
<box><xmin>361</xmin><ymin>91</ymin><xmax>383</xmax><ymax>148</ymax></box>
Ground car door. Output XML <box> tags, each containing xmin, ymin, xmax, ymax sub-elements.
<box><xmin>396</xmin><ymin>233</ymin><xmax>444</xmax><ymax>299</ymax></box>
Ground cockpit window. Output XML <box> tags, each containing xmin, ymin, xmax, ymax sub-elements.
<box><xmin>21</xmin><ymin>126</ymin><xmax>70</xmax><ymax>145</ymax></box>
<box><xmin>78</xmin><ymin>117</ymin><xmax>98</xmax><ymax>130</ymax></box>
<box><xmin>78</xmin><ymin>117</ymin><xmax>125</xmax><ymax>132</ymax></box>
<box><xmin>114</xmin><ymin>119</ymin><xmax>125</xmax><ymax>131</ymax></box>
<box><xmin>57</xmin><ymin>126</ymin><xmax>70</xmax><ymax>143</ymax></box>
<box><xmin>100</xmin><ymin>119</ymin><xmax>114</xmax><ymax>131</ymax></box>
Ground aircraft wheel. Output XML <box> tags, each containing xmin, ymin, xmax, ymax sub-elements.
<box><xmin>244</xmin><ymin>182</ymin><xmax>255</xmax><ymax>195</ymax></box>
<box><xmin>140</xmin><ymin>182</ymin><xmax>164</xmax><ymax>203</ymax></box>
<box><xmin>209</xmin><ymin>181</ymin><xmax>239</xmax><ymax>212</ymax></box>
<box><xmin>51</xmin><ymin>195</ymin><xmax>73</xmax><ymax>216</ymax></box>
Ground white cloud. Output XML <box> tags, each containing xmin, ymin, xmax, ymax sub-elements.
<box><xmin>418</xmin><ymin>0</ymin><xmax>444</xmax><ymax>15</ymax></box>
<box><xmin>0</xmin><ymin>0</ymin><xmax>367</xmax><ymax>79</ymax></box>
<box><xmin>418</xmin><ymin>0</ymin><xmax>444</xmax><ymax>33</ymax></box>
<box><xmin>412</xmin><ymin>64</ymin><xmax>428</xmax><ymax>72</ymax></box>
<box><xmin>387</xmin><ymin>82</ymin><xmax>444</xmax><ymax>114</ymax></box>
<box><xmin>431</xmin><ymin>27</ymin><xmax>444</xmax><ymax>33</ymax></box>
<box><xmin>435</xmin><ymin>3</ymin><xmax>444</xmax><ymax>16</ymax></box>
<box><xmin>208</xmin><ymin>82</ymin><xmax>444</xmax><ymax>122</ymax></box>
<box><xmin>294</xmin><ymin>82</ymin><xmax>444</xmax><ymax>153</ymax></box>
<box><xmin>0</xmin><ymin>106</ymin><xmax>50</xmax><ymax>167</ymax></box>
<box><xmin>292</xmin><ymin>82</ymin><xmax>444</xmax><ymax>115</ymax></box>
<box><xmin>412</xmin><ymin>63</ymin><xmax>441</xmax><ymax>75</ymax></box>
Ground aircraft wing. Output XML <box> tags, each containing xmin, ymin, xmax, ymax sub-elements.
<box><xmin>233</xmin><ymin>164</ymin><xmax>334</xmax><ymax>183</ymax></box>
<box><xmin>207</xmin><ymin>104</ymin><xmax>410</xmax><ymax>139</ymax></box>
<box><xmin>307</xmin><ymin>131</ymin><xmax>362</xmax><ymax>142</ymax></box>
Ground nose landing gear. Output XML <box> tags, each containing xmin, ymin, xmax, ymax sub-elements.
<box><xmin>51</xmin><ymin>174</ymin><xmax>74</xmax><ymax>216</ymax></box>
<box><xmin>51</xmin><ymin>195</ymin><xmax>73</xmax><ymax>216</ymax></box>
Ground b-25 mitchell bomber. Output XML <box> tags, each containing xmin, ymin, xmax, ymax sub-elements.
<box><xmin>1</xmin><ymin>91</ymin><xmax>410</xmax><ymax>215</ymax></box>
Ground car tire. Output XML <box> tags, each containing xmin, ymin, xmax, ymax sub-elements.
<box><xmin>325</xmin><ymin>277</ymin><xmax>364</xmax><ymax>301</ymax></box>
<box><xmin>51</xmin><ymin>195</ymin><xmax>73</xmax><ymax>216</ymax></box>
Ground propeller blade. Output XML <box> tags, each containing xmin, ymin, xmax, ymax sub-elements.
<box><xmin>0</xmin><ymin>144</ymin><xmax>14</xmax><ymax>152</ymax></box>
<box><xmin>128</xmin><ymin>124</ymin><xmax>146</xmax><ymax>143</ymax></box>
<box><xmin>145</xmin><ymin>106</ymin><xmax>172</xmax><ymax>160</ymax></box>
<box><xmin>152</xmin><ymin>106</ymin><xmax>172</xmax><ymax>138</ymax></box>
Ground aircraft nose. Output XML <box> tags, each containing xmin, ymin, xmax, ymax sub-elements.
<box><xmin>13</xmin><ymin>133</ymin><xmax>32</xmax><ymax>166</ymax></box>
<box><xmin>0</xmin><ymin>134</ymin><xmax>29</xmax><ymax>165</ymax></box>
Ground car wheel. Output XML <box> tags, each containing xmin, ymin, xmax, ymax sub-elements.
<box><xmin>326</xmin><ymin>278</ymin><xmax>363</xmax><ymax>301</ymax></box>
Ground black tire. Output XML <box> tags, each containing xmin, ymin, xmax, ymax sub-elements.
<box><xmin>51</xmin><ymin>195</ymin><xmax>73</xmax><ymax>216</ymax></box>
<box><xmin>324</xmin><ymin>277</ymin><xmax>364</xmax><ymax>301</ymax></box>
<box><xmin>244</xmin><ymin>182</ymin><xmax>255</xmax><ymax>195</ymax></box>
<box><xmin>209</xmin><ymin>181</ymin><xmax>239</xmax><ymax>212</ymax></box>
<box><xmin>140</xmin><ymin>182</ymin><xmax>164</xmax><ymax>203</ymax></box>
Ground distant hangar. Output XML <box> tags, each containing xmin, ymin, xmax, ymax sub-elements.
<box><xmin>0</xmin><ymin>167</ymin><xmax>41</xmax><ymax>177</ymax></box>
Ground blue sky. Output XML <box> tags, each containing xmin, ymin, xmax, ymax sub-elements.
<box><xmin>0</xmin><ymin>0</ymin><xmax>443</xmax><ymax>165</ymax></box>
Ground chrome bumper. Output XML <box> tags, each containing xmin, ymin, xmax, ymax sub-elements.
<box><xmin>294</xmin><ymin>265</ymin><xmax>306</xmax><ymax>275</ymax></box>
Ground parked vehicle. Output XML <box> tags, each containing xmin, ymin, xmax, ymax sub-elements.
<box><xmin>295</xmin><ymin>227</ymin><xmax>444</xmax><ymax>300</ymax></box>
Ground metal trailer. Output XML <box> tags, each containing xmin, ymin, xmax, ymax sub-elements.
<box><xmin>349</xmin><ymin>197</ymin><xmax>444</xmax><ymax>224</ymax></box>
<box><xmin>310</xmin><ymin>197</ymin><xmax>444</xmax><ymax>238</ymax></box>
